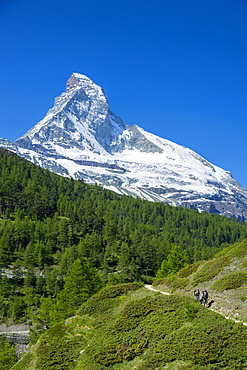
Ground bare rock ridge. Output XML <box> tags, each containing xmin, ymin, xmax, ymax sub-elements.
<box><xmin>1</xmin><ymin>73</ymin><xmax>247</xmax><ymax>220</ymax></box>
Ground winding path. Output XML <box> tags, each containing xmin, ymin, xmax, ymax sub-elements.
<box><xmin>144</xmin><ymin>284</ymin><xmax>170</xmax><ymax>295</ymax></box>
<box><xmin>144</xmin><ymin>284</ymin><xmax>247</xmax><ymax>326</ymax></box>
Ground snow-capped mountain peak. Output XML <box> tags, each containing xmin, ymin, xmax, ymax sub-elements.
<box><xmin>66</xmin><ymin>73</ymin><xmax>106</xmax><ymax>98</ymax></box>
<box><xmin>1</xmin><ymin>73</ymin><xmax>247</xmax><ymax>220</ymax></box>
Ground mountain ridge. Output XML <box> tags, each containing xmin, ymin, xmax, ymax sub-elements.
<box><xmin>1</xmin><ymin>73</ymin><xmax>247</xmax><ymax>220</ymax></box>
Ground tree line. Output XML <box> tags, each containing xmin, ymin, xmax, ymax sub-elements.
<box><xmin>1</xmin><ymin>148</ymin><xmax>247</xmax><ymax>324</ymax></box>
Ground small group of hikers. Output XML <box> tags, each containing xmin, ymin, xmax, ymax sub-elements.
<box><xmin>193</xmin><ymin>288</ymin><xmax>214</xmax><ymax>308</ymax></box>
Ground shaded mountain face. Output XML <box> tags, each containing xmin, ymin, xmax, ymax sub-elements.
<box><xmin>1</xmin><ymin>73</ymin><xmax>247</xmax><ymax>220</ymax></box>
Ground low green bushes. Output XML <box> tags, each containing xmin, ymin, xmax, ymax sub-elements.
<box><xmin>240</xmin><ymin>294</ymin><xmax>247</xmax><ymax>302</ymax></box>
<box><xmin>12</xmin><ymin>284</ymin><xmax>247</xmax><ymax>370</ymax></box>
<box><xmin>138</xmin><ymin>320</ymin><xmax>247</xmax><ymax>369</ymax></box>
<box><xmin>36</xmin><ymin>335</ymin><xmax>82</xmax><ymax>370</ymax></box>
<box><xmin>0</xmin><ymin>336</ymin><xmax>18</xmax><ymax>370</ymax></box>
<box><xmin>78</xmin><ymin>290</ymin><xmax>247</xmax><ymax>369</ymax></box>
<box><xmin>221</xmin><ymin>239</ymin><xmax>247</xmax><ymax>260</ymax></box>
<box><xmin>170</xmin><ymin>277</ymin><xmax>189</xmax><ymax>290</ymax></box>
<box><xmin>35</xmin><ymin>321</ymin><xmax>85</xmax><ymax>369</ymax></box>
<box><xmin>11</xmin><ymin>353</ymin><xmax>33</xmax><ymax>370</ymax></box>
<box><xmin>176</xmin><ymin>263</ymin><xmax>200</xmax><ymax>278</ymax></box>
<box><xmin>192</xmin><ymin>255</ymin><xmax>230</xmax><ymax>285</ymax></box>
<box><xmin>77</xmin><ymin>282</ymin><xmax>143</xmax><ymax>317</ymax></box>
<box><xmin>78</xmin><ymin>294</ymin><xmax>204</xmax><ymax>369</ymax></box>
<box><xmin>114</xmin><ymin>297</ymin><xmax>155</xmax><ymax>331</ymax></box>
<box><xmin>13</xmin><ymin>319</ymin><xmax>91</xmax><ymax>370</ymax></box>
<box><xmin>211</xmin><ymin>272</ymin><xmax>247</xmax><ymax>291</ymax></box>
<box><xmin>153</xmin><ymin>275</ymin><xmax>189</xmax><ymax>291</ymax></box>
<box><xmin>191</xmin><ymin>239</ymin><xmax>247</xmax><ymax>286</ymax></box>
<box><xmin>241</xmin><ymin>258</ymin><xmax>247</xmax><ymax>268</ymax></box>
<box><xmin>153</xmin><ymin>277</ymin><xmax>169</xmax><ymax>287</ymax></box>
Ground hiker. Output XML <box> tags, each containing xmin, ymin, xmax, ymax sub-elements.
<box><xmin>200</xmin><ymin>290</ymin><xmax>208</xmax><ymax>306</ymax></box>
<box><xmin>193</xmin><ymin>288</ymin><xmax>200</xmax><ymax>302</ymax></box>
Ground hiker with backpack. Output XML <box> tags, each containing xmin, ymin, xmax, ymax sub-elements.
<box><xmin>193</xmin><ymin>288</ymin><xmax>200</xmax><ymax>302</ymax></box>
<box><xmin>200</xmin><ymin>290</ymin><xmax>208</xmax><ymax>306</ymax></box>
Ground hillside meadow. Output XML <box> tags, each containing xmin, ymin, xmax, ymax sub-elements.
<box><xmin>0</xmin><ymin>148</ymin><xmax>247</xmax><ymax>369</ymax></box>
<box><xmin>154</xmin><ymin>238</ymin><xmax>247</xmax><ymax>323</ymax></box>
<box><xmin>1</xmin><ymin>147</ymin><xmax>247</xmax><ymax>326</ymax></box>
<box><xmin>10</xmin><ymin>282</ymin><xmax>247</xmax><ymax>370</ymax></box>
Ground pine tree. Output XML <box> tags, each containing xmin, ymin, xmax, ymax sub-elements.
<box><xmin>156</xmin><ymin>245</ymin><xmax>188</xmax><ymax>279</ymax></box>
<box><xmin>55</xmin><ymin>258</ymin><xmax>102</xmax><ymax>319</ymax></box>
<box><xmin>0</xmin><ymin>337</ymin><xmax>17</xmax><ymax>369</ymax></box>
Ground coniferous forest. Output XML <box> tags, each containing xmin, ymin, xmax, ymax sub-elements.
<box><xmin>1</xmin><ymin>147</ymin><xmax>247</xmax><ymax>327</ymax></box>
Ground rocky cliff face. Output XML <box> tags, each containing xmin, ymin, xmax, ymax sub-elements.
<box><xmin>0</xmin><ymin>324</ymin><xmax>30</xmax><ymax>356</ymax></box>
<box><xmin>1</xmin><ymin>73</ymin><xmax>247</xmax><ymax>220</ymax></box>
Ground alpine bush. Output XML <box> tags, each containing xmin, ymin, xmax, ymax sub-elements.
<box><xmin>192</xmin><ymin>255</ymin><xmax>230</xmax><ymax>285</ymax></box>
<box><xmin>211</xmin><ymin>271</ymin><xmax>247</xmax><ymax>291</ymax></box>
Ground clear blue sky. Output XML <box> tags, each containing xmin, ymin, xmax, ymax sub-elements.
<box><xmin>1</xmin><ymin>0</ymin><xmax>247</xmax><ymax>187</ymax></box>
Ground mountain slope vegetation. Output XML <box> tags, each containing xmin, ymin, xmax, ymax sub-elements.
<box><xmin>154</xmin><ymin>238</ymin><xmax>247</xmax><ymax>322</ymax></box>
<box><xmin>13</xmin><ymin>240</ymin><xmax>247</xmax><ymax>369</ymax></box>
<box><xmin>1</xmin><ymin>147</ymin><xmax>247</xmax><ymax>327</ymax></box>
<box><xmin>11</xmin><ymin>283</ymin><xmax>247</xmax><ymax>370</ymax></box>
<box><xmin>1</xmin><ymin>148</ymin><xmax>247</xmax><ymax>369</ymax></box>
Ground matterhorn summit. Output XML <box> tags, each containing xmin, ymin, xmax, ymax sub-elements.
<box><xmin>1</xmin><ymin>73</ymin><xmax>247</xmax><ymax>220</ymax></box>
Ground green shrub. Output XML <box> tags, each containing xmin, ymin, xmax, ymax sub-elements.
<box><xmin>43</xmin><ymin>322</ymin><xmax>66</xmax><ymax>338</ymax></box>
<box><xmin>191</xmin><ymin>239</ymin><xmax>247</xmax><ymax>286</ymax></box>
<box><xmin>211</xmin><ymin>272</ymin><xmax>247</xmax><ymax>291</ymax></box>
<box><xmin>12</xmin><ymin>286</ymin><xmax>247</xmax><ymax>370</ymax></box>
<box><xmin>36</xmin><ymin>336</ymin><xmax>82</xmax><ymax>370</ymax></box>
<box><xmin>153</xmin><ymin>275</ymin><xmax>174</xmax><ymax>289</ymax></box>
<box><xmin>170</xmin><ymin>277</ymin><xmax>189</xmax><ymax>290</ymax></box>
<box><xmin>77</xmin><ymin>282</ymin><xmax>143</xmax><ymax>316</ymax></box>
<box><xmin>96</xmin><ymin>282</ymin><xmax>143</xmax><ymax>299</ymax></box>
<box><xmin>240</xmin><ymin>295</ymin><xmax>247</xmax><ymax>302</ymax></box>
<box><xmin>153</xmin><ymin>276</ymin><xmax>188</xmax><ymax>291</ymax></box>
<box><xmin>192</xmin><ymin>255</ymin><xmax>230</xmax><ymax>285</ymax></box>
<box><xmin>0</xmin><ymin>336</ymin><xmax>18</xmax><ymax>370</ymax></box>
<box><xmin>221</xmin><ymin>239</ymin><xmax>247</xmax><ymax>260</ymax></box>
<box><xmin>176</xmin><ymin>263</ymin><xmax>200</xmax><ymax>278</ymax></box>
<box><xmin>11</xmin><ymin>353</ymin><xmax>33</xmax><ymax>370</ymax></box>
<box><xmin>78</xmin><ymin>294</ymin><xmax>187</xmax><ymax>369</ymax></box>
<box><xmin>140</xmin><ymin>274</ymin><xmax>154</xmax><ymax>284</ymax></box>
<box><xmin>153</xmin><ymin>277</ymin><xmax>169</xmax><ymax>287</ymax></box>
<box><xmin>138</xmin><ymin>320</ymin><xmax>247</xmax><ymax>369</ymax></box>
<box><xmin>182</xmin><ymin>300</ymin><xmax>200</xmax><ymax>321</ymax></box>
<box><xmin>33</xmin><ymin>322</ymin><xmax>85</xmax><ymax>370</ymax></box>
<box><xmin>65</xmin><ymin>315</ymin><xmax>93</xmax><ymax>336</ymax></box>
<box><xmin>114</xmin><ymin>297</ymin><xmax>155</xmax><ymax>332</ymax></box>
<box><xmin>241</xmin><ymin>258</ymin><xmax>247</xmax><ymax>268</ymax></box>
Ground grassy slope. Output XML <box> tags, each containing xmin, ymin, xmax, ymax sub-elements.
<box><xmin>12</xmin><ymin>282</ymin><xmax>247</xmax><ymax>370</ymax></box>
<box><xmin>154</xmin><ymin>238</ymin><xmax>247</xmax><ymax>323</ymax></box>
